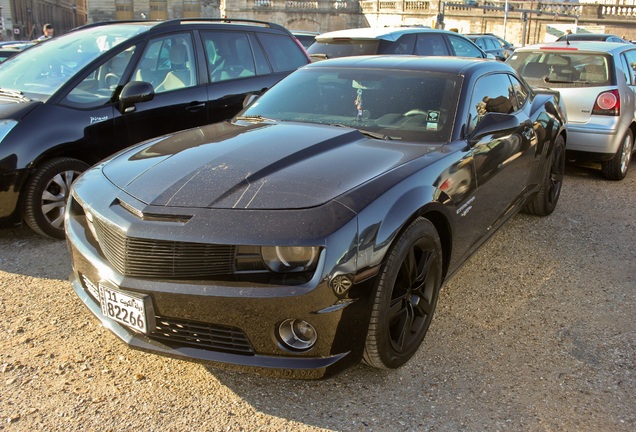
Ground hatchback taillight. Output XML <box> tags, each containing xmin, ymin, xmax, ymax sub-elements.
<box><xmin>592</xmin><ymin>90</ymin><xmax>620</xmax><ymax>116</ymax></box>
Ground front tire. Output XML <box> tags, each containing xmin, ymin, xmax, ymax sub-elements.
<box><xmin>23</xmin><ymin>157</ymin><xmax>89</xmax><ymax>239</ymax></box>
<box><xmin>601</xmin><ymin>129</ymin><xmax>633</xmax><ymax>181</ymax></box>
<box><xmin>363</xmin><ymin>217</ymin><xmax>443</xmax><ymax>369</ymax></box>
<box><xmin>524</xmin><ymin>134</ymin><xmax>565</xmax><ymax>216</ymax></box>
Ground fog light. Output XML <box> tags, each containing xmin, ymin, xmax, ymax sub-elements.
<box><xmin>278</xmin><ymin>319</ymin><xmax>317</xmax><ymax>351</ymax></box>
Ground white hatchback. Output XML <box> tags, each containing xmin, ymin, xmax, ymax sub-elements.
<box><xmin>507</xmin><ymin>41</ymin><xmax>636</xmax><ymax>180</ymax></box>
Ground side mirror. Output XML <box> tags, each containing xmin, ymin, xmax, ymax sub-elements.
<box><xmin>119</xmin><ymin>81</ymin><xmax>154</xmax><ymax>114</ymax></box>
<box><xmin>469</xmin><ymin>113</ymin><xmax>520</xmax><ymax>143</ymax></box>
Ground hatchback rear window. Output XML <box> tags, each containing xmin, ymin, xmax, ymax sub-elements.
<box><xmin>307</xmin><ymin>40</ymin><xmax>380</xmax><ymax>59</ymax></box>
<box><xmin>507</xmin><ymin>51</ymin><xmax>614</xmax><ymax>88</ymax></box>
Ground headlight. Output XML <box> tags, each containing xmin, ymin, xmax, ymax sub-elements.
<box><xmin>261</xmin><ymin>246</ymin><xmax>319</xmax><ymax>273</ymax></box>
<box><xmin>0</xmin><ymin>119</ymin><xmax>18</xmax><ymax>142</ymax></box>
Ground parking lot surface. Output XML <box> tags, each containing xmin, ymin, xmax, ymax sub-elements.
<box><xmin>1</xmin><ymin>162</ymin><xmax>634</xmax><ymax>431</ymax></box>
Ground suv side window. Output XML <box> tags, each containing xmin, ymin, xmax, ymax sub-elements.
<box><xmin>132</xmin><ymin>33</ymin><xmax>196</xmax><ymax>93</ymax></box>
<box><xmin>63</xmin><ymin>46</ymin><xmax>137</xmax><ymax>108</ymax></box>
<box><xmin>256</xmin><ymin>33</ymin><xmax>308</xmax><ymax>73</ymax></box>
<box><xmin>448</xmin><ymin>35</ymin><xmax>483</xmax><ymax>58</ymax></box>
<box><xmin>203</xmin><ymin>31</ymin><xmax>257</xmax><ymax>82</ymax></box>
<box><xmin>468</xmin><ymin>73</ymin><xmax>517</xmax><ymax>134</ymax></box>
<box><xmin>414</xmin><ymin>34</ymin><xmax>450</xmax><ymax>56</ymax></box>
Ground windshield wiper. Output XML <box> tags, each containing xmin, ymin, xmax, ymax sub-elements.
<box><xmin>234</xmin><ymin>114</ymin><xmax>276</xmax><ymax>123</ymax></box>
<box><xmin>330</xmin><ymin>123</ymin><xmax>394</xmax><ymax>140</ymax></box>
<box><xmin>0</xmin><ymin>88</ymin><xmax>30</xmax><ymax>102</ymax></box>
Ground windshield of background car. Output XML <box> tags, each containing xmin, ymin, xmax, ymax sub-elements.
<box><xmin>240</xmin><ymin>67</ymin><xmax>461</xmax><ymax>143</ymax></box>
<box><xmin>0</xmin><ymin>24</ymin><xmax>150</xmax><ymax>101</ymax></box>
<box><xmin>307</xmin><ymin>40</ymin><xmax>381</xmax><ymax>59</ymax></box>
<box><xmin>507</xmin><ymin>51</ymin><xmax>614</xmax><ymax>88</ymax></box>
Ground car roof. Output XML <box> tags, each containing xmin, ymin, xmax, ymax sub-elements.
<box><xmin>314</xmin><ymin>26</ymin><xmax>445</xmax><ymax>42</ymax></box>
<box><xmin>77</xmin><ymin>18</ymin><xmax>291</xmax><ymax>34</ymax></box>
<box><xmin>513</xmin><ymin>41</ymin><xmax>633</xmax><ymax>54</ymax></box>
<box><xmin>304</xmin><ymin>54</ymin><xmax>510</xmax><ymax>75</ymax></box>
<box><xmin>556</xmin><ymin>33</ymin><xmax>622</xmax><ymax>40</ymax></box>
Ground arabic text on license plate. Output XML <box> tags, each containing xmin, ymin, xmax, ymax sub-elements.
<box><xmin>99</xmin><ymin>285</ymin><xmax>148</xmax><ymax>334</ymax></box>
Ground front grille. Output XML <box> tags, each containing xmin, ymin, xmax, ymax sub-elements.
<box><xmin>151</xmin><ymin>316</ymin><xmax>254</xmax><ymax>355</ymax></box>
<box><xmin>92</xmin><ymin>218</ymin><xmax>236</xmax><ymax>278</ymax></box>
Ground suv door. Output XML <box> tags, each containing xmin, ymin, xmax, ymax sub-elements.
<box><xmin>202</xmin><ymin>30</ymin><xmax>308</xmax><ymax>123</ymax></box>
<box><xmin>115</xmin><ymin>32</ymin><xmax>208</xmax><ymax>145</ymax></box>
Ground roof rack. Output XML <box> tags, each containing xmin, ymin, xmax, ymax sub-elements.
<box><xmin>71</xmin><ymin>18</ymin><xmax>288</xmax><ymax>33</ymax></box>
<box><xmin>71</xmin><ymin>20</ymin><xmax>159</xmax><ymax>31</ymax></box>
<box><xmin>154</xmin><ymin>18</ymin><xmax>287</xmax><ymax>32</ymax></box>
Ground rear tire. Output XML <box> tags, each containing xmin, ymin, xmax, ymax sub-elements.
<box><xmin>524</xmin><ymin>134</ymin><xmax>565</xmax><ymax>216</ymax></box>
<box><xmin>363</xmin><ymin>218</ymin><xmax>443</xmax><ymax>369</ymax></box>
<box><xmin>23</xmin><ymin>158</ymin><xmax>89</xmax><ymax>239</ymax></box>
<box><xmin>601</xmin><ymin>129</ymin><xmax>633</xmax><ymax>181</ymax></box>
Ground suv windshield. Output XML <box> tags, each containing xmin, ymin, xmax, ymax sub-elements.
<box><xmin>239</xmin><ymin>67</ymin><xmax>461</xmax><ymax>144</ymax></box>
<box><xmin>0</xmin><ymin>24</ymin><xmax>150</xmax><ymax>100</ymax></box>
<box><xmin>508</xmin><ymin>51</ymin><xmax>614</xmax><ymax>87</ymax></box>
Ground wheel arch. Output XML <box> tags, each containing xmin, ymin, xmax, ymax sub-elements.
<box><xmin>17</xmin><ymin>146</ymin><xmax>100</xmax><ymax>216</ymax></box>
<box><xmin>360</xmin><ymin>187</ymin><xmax>454</xmax><ymax>282</ymax></box>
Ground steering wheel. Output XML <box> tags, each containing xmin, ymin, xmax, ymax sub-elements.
<box><xmin>403</xmin><ymin>109</ymin><xmax>427</xmax><ymax>116</ymax></box>
<box><xmin>104</xmin><ymin>73</ymin><xmax>120</xmax><ymax>88</ymax></box>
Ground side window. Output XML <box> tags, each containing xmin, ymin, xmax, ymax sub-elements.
<box><xmin>132</xmin><ymin>33</ymin><xmax>196</xmax><ymax>93</ymax></box>
<box><xmin>386</xmin><ymin>34</ymin><xmax>416</xmax><ymax>54</ymax></box>
<box><xmin>468</xmin><ymin>73</ymin><xmax>517</xmax><ymax>134</ymax></box>
<box><xmin>203</xmin><ymin>31</ymin><xmax>257</xmax><ymax>82</ymax></box>
<box><xmin>257</xmin><ymin>33</ymin><xmax>308</xmax><ymax>73</ymax></box>
<box><xmin>63</xmin><ymin>46</ymin><xmax>137</xmax><ymax>108</ymax></box>
<box><xmin>622</xmin><ymin>50</ymin><xmax>636</xmax><ymax>85</ymax></box>
<box><xmin>248</xmin><ymin>34</ymin><xmax>272</xmax><ymax>75</ymax></box>
<box><xmin>448</xmin><ymin>35</ymin><xmax>484</xmax><ymax>58</ymax></box>
<box><xmin>474</xmin><ymin>38</ymin><xmax>487</xmax><ymax>50</ymax></box>
<box><xmin>485</xmin><ymin>38</ymin><xmax>498</xmax><ymax>50</ymax></box>
<box><xmin>415</xmin><ymin>34</ymin><xmax>450</xmax><ymax>56</ymax></box>
<box><xmin>508</xmin><ymin>74</ymin><xmax>529</xmax><ymax>108</ymax></box>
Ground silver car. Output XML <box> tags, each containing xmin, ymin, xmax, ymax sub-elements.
<box><xmin>507</xmin><ymin>41</ymin><xmax>636</xmax><ymax>180</ymax></box>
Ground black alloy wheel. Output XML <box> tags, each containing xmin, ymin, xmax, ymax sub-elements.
<box><xmin>363</xmin><ymin>217</ymin><xmax>443</xmax><ymax>369</ymax></box>
<box><xmin>524</xmin><ymin>134</ymin><xmax>565</xmax><ymax>216</ymax></box>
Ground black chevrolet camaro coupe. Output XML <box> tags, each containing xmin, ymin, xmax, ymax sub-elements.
<box><xmin>66</xmin><ymin>56</ymin><xmax>567</xmax><ymax>379</ymax></box>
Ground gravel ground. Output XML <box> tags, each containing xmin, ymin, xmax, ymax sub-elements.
<box><xmin>1</xmin><ymin>161</ymin><xmax>634</xmax><ymax>431</ymax></box>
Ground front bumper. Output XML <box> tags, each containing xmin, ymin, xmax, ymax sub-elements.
<box><xmin>0</xmin><ymin>168</ymin><xmax>25</xmax><ymax>225</ymax></box>
<box><xmin>69</xmin><ymin>273</ymin><xmax>352</xmax><ymax>379</ymax></box>
<box><xmin>65</xmin><ymin>178</ymin><xmax>373</xmax><ymax>379</ymax></box>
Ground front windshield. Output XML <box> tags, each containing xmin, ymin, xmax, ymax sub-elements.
<box><xmin>0</xmin><ymin>23</ymin><xmax>151</xmax><ymax>100</ymax></box>
<box><xmin>240</xmin><ymin>67</ymin><xmax>460</xmax><ymax>144</ymax></box>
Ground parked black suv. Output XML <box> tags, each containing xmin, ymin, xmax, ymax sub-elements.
<box><xmin>0</xmin><ymin>19</ymin><xmax>310</xmax><ymax>238</ymax></box>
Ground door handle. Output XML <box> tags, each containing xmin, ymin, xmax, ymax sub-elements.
<box><xmin>186</xmin><ymin>102</ymin><xmax>206</xmax><ymax>112</ymax></box>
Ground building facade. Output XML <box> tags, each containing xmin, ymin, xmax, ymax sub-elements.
<box><xmin>1</xmin><ymin>0</ymin><xmax>88</xmax><ymax>41</ymax></box>
<box><xmin>1</xmin><ymin>0</ymin><xmax>635</xmax><ymax>45</ymax></box>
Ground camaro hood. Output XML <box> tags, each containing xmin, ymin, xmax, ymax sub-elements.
<box><xmin>102</xmin><ymin>121</ymin><xmax>437</xmax><ymax>209</ymax></box>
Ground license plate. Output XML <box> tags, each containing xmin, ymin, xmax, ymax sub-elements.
<box><xmin>99</xmin><ymin>284</ymin><xmax>150</xmax><ymax>334</ymax></box>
